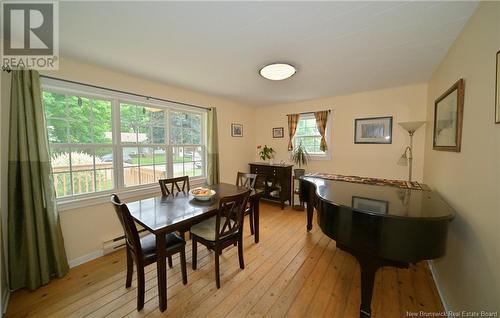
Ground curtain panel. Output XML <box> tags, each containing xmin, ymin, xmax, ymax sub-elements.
<box><xmin>207</xmin><ymin>107</ymin><xmax>220</xmax><ymax>185</ymax></box>
<box><xmin>314</xmin><ymin>110</ymin><xmax>329</xmax><ymax>151</ymax></box>
<box><xmin>8</xmin><ymin>70</ymin><xmax>69</xmax><ymax>290</ymax></box>
<box><xmin>287</xmin><ymin>114</ymin><xmax>300</xmax><ymax>150</ymax></box>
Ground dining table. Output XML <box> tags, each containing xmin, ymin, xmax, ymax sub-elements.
<box><xmin>126</xmin><ymin>182</ymin><xmax>263</xmax><ymax>312</ymax></box>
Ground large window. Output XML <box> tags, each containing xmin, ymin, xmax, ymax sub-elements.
<box><xmin>293</xmin><ymin>114</ymin><xmax>328</xmax><ymax>156</ymax></box>
<box><xmin>43</xmin><ymin>85</ymin><xmax>206</xmax><ymax>200</ymax></box>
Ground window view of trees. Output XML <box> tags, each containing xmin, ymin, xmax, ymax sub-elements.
<box><xmin>294</xmin><ymin>116</ymin><xmax>325</xmax><ymax>154</ymax></box>
<box><xmin>43</xmin><ymin>90</ymin><xmax>205</xmax><ymax>199</ymax></box>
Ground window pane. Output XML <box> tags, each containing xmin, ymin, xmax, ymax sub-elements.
<box><xmin>184</xmin><ymin>162</ymin><xmax>195</xmax><ymax>177</ymax></box>
<box><xmin>154</xmin><ymin>165</ymin><xmax>167</xmax><ymax>180</ymax></box>
<box><xmin>123</xmin><ymin>147</ymin><xmax>138</xmax><ymax>166</ymax></box>
<box><xmin>70</xmin><ymin>147</ymin><xmax>95</xmax><ymax>172</ymax></box>
<box><xmin>68</xmin><ymin>96</ymin><xmax>92</xmax><ymax>144</ymax></box>
<box><xmin>120</xmin><ymin>104</ymin><xmax>139</xmax><ymax>143</ymax></box>
<box><xmin>53</xmin><ymin>172</ymin><xmax>71</xmax><ymax>197</ymax></box>
<box><xmin>124</xmin><ymin>167</ymin><xmax>140</xmax><ymax>187</ymax></box>
<box><xmin>43</xmin><ymin>91</ymin><xmax>67</xmax><ymax>119</ymax></box>
<box><xmin>72</xmin><ymin>170</ymin><xmax>95</xmax><ymax>195</ymax></box>
<box><xmin>95</xmin><ymin>169</ymin><xmax>114</xmax><ymax>192</ymax></box>
<box><xmin>139</xmin><ymin>165</ymin><xmax>155</xmax><ymax>185</ymax></box>
<box><xmin>139</xmin><ymin>147</ymin><xmax>155</xmax><ymax>165</ymax></box>
<box><xmin>152</xmin><ymin>127</ymin><xmax>165</xmax><ymax>144</ymax></box>
<box><xmin>50</xmin><ymin>148</ymin><xmax>70</xmax><ymax>173</ymax></box>
<box><xmin>154</xmin><ymin>147</ymin><xmax>167</xmax><ymax>164</ymax></box>
<box><xmin>96</xmin><ymin>147</ymin><xmax>114</xmax><ymax>170</ymax></box>
<box><xmin>46</xmin><ymin>118</ymin><xmax>68</xmax><ymax>143</ymax></box>
<box><xmin>92</xmin><ymin>99</ymin><xmax>112</xmax><ymax>144</ymax></box>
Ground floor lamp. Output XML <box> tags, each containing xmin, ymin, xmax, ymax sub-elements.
<box><xmin>398</xmin><ymin>121</ymin><xmax>425</xmax><ymax>182</ymax></box>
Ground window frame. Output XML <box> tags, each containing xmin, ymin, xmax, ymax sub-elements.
<box><xmin>291</xmin><ymin>113</ymin><xmax>332</xmax><ymax>160</ymax></box>
<box><xmin>42</xmin><ymin>79</ymin><xmax>208</xmax><ymax>211</ymax></box>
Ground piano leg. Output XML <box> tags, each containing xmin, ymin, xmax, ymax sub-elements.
<box><xmin>306</xmin><ymin>200</ymin><xmax>313</xmax><ymax>231</ymax></box>
<box><xmin>357</xmin><ymin>256</ymin><xmax>381</xmax><ymax>318</ymax></box>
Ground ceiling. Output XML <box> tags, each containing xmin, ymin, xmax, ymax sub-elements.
<box><xmin>59</xmin><ymin>1</ymin><xmax>478</xmax><ymax>106</ymax></box>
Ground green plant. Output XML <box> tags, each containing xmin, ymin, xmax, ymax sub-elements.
<box><xmin>291</xmin><ymin>141</ymin><xmax>310</xmax><ymax>168</ymax></box>
<box><xmin>257</xmin><ymin>145</ymin><xmax>275</xmax><ymax>160</ymax></box>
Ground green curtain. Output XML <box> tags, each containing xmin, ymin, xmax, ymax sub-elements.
<box><xmin>206</xmin><ymin>107</ymin><xmax>220</xmax><ymax>185</ymax></box>
<box><xmin>8</xmin><ymin>70</ymin><xmax>68</xmax><ymax>290</ymax></box>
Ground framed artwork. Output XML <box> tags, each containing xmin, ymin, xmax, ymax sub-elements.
<box><xmin>272</xmin><ymin>127</ymin><xmax>284</xmax><ymax>138</ymax></box>
<box><xmin>433</xmin><ymin>78</ymin><xmax>464</xmax><ymax>152</ymax></box>
<box><xmin>354</xmin><ymin>116</ymin><xmax>393</xmax><ymax>144</ymax></box>
<box><xmin>496</xmin><ymin>50</ymin><xmax>500</xmax><ymax>124</ymax></box>
<box><xmin>352</xmin><ymin>196</ymin><xmax>389</xmax><ymax>214</ymax></box>
<box><xmin>231</xmin><ymin>123</ymin><xmax>243</xmax><ymax>137</ymax></box>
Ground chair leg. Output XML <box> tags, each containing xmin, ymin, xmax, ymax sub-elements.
<box><xmin>215</xmin><ymin>246</ymin><xmax>221</xmax><ymax>289</ymax></box>
<box><xmin>249</xmin><ymin>211</ymin><xmax>255</xmax><ymax>235</ymax></box>
<box><xmin>136</xmin><ymin>265</ymin><xmax>145</xmax><ymax>311</ymax></box>
<box><xmin>180</xmin><ymin>247</ymin><xmax>188</xmax><ymax>285</ymax></box>
<box><xmin>168</xmin><ymin>255</ymin><xmax>173</xmax><ymax>268</ymax></box>
<box><xmin>192</xmin><ymin>237</ymin><xmax>197</xmax><ymax>270</ymax></box>
<box><xmin>238</xmin><ymin>237</ymin><xmax>245</xmax><ymax>269</ymax></box>
<box><xmin>125</xmin><ymin>248</ymin><xmax>133</xmax><ymax>288</ymax></box>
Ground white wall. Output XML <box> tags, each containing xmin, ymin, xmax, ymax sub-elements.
<box><xmin>255</xmin><ymin>83</ymin><xmax>428</xmax><ymax>182</ymax></box>
<box><xmin>423</xmin><ymin>2</ymin><xmax>499</xmax><ymax>312</ymax></box>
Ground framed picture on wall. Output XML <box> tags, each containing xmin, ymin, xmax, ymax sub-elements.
<box><xmin>272</xmin><ymin>127</ymin><xmax>284</xmax><ymax>138</ymax></box>
<box><xmin>495</xmin><ymin>50</ymin><xmax>500</xmax><ymax>124</ymax></box>
<box><xmin>231</xmin><ymin>123</ymin><xmax>243</xmax><ymax>137</ymax></box>
<box><xmin>433</xmin><ymin>78</ymin><xmax>464</xmax><ymax>152</ymax></box>
<box><xmin>354</xmin><ymin>116</ymin><xmax>393</xmax><ymax>144</ymax></box>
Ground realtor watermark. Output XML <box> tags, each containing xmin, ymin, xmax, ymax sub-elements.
<box><xmin>406</xmin><ymin>311</ymin><xmax>498</xmax><ymax>317</ymax></box>
<box><xmin>1</xmin><ymin>0</ymin><xmax>59</xmax><ymax>70</ymax></box>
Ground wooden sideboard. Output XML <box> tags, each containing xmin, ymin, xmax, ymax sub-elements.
<box><xmin>249</xmin><ymin>163</ymin><xmax>293</xmax><ymax>209</ymax></box>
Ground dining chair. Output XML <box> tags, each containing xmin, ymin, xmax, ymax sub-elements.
<box><xmin>159</xmin><ymin>176</ymin><xmax>191</xmax><ymax>242</ymax></box>
<box><xmin>190</xmin><ymin>190</ymin><xmax>251</xmax><ymax>288</ymax></box>
<box><xmin>110</xmin><ymin>194</ymin><xmax>188</xmax><ymax>310</ymax></box>
<box><xmin>236</xmin><ymin>172</ymin><xmax>258</xmax><ymax>235</ymax></box>
<box><xmin>159</xmin><ymin>176</ymin><xmax>190</xmax><ymax>196</ymax></box>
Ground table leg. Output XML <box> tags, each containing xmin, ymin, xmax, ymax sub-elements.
<box><xmin>156</xmin><ymin>233</ymin><xmax>167</xmax><ymax>312</ymax></box>
<box><xmin>253</xmin><ymin>197</ymin><xmax>260</xmax><ymax>243</ymax></box>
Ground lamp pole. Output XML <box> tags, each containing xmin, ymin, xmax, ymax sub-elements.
<box><xmin>407</xmin><ymin>131</ymin><xmax>414</xmax><ymax>182</ymax></box>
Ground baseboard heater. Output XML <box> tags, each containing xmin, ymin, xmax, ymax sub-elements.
<box><xmin>102</xmin><ymin>229</ymin><xmax>147</xmax><ymax>255</ymax></box>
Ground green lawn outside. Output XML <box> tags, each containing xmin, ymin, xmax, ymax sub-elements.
<box><xmin>130</xmin><ymin>154</ymin><xmax>193</xmax><ymax>165</ymax></box>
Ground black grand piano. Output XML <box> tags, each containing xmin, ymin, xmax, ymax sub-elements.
<box><xmin>299</xmin><ymin>176</ymin><xmax>454</xmax><ymax>318</ymax></box>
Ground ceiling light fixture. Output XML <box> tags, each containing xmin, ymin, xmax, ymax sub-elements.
<box><xmin>259</xmin><ymin>63</ymin><xmax>296</xmax><ymax>81</ymax></box>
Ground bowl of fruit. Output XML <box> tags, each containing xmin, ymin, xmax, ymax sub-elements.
<box><xmin>189</xmin><ymin>187</ymin><xmax>216</xmax><ymax>201</ymax></box>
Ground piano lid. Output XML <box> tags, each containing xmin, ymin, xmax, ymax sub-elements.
<box><xmin>301</xmin><ymin>176</ymin><xmax>454</xmax><ymax>220</ymax></box>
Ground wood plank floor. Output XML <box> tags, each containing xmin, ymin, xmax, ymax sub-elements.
<box><xmin>6</xmin><ymin>202</ymin><xmax>444</xmax><ymax>318</ymax></box>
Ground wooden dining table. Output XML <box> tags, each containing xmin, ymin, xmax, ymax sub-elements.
<box><xmin>127</xmin><ymin>182</ymin><xmax>262</xmax><ymax>312</ymax></box>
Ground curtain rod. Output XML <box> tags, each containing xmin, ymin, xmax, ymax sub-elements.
<box><xmin>37</xmin><ymin>74</ymin><xmax>210</xmax><ymax>111</ymax></box>
<box><xmin>287</xmin><ymin>109</ymin><xmax>331</xmax><ymax>116</ymax></box>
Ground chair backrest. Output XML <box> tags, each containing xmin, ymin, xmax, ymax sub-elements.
<box><xmin>236</xmin><ymin>172</ymin><xmax>257</xmax><ymax>190</ymax></box>
<box><xmin>215</xmin><ymin>190</ymin><xmax>251</xmax><ymax>240</ymax></box>
<box><xmin>159</xmin><ymin>176</ymin><xmax>190</xmax><ymax>196</ymax></box>
<box><xmin>110</xmin><ymin>194</ymin><xmax>142</xmax><ymax>258</ymax></box>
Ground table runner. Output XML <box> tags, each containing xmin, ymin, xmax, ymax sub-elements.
<box><xmin>305</xmin><ymin>172</ymin><xmax>425</xmax><ymax>190</ymax></box>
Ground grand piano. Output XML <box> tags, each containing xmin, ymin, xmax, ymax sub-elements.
<box><xmin>299</xmin><ymin>176</ymin><xmax>454</xmax><ymax>318</ymax></box>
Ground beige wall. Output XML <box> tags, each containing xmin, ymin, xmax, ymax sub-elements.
<box><xmin>423</xmin><ymin>2</ymin><xmax>500</xmax><ymax>312</ymax></box>
<box><xmin>0</xmin><ymin>56</ymin><xmax>256</xmax><ymax>264</ymax></box>
<box><xmin>255</xmin><ymin>83</ymin><xmax>428</xmax><ymax>182</ymax></box>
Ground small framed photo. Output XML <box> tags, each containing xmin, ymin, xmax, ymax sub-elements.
<box><xmin>354</xmin><ymin>116</ymin><xmax>393</xmax><ymax>144</ymax></box>
<box><xmin>352</xmin><ymin>196</ymin><xmax>389</xmax><ymax>214</ymax></box>
<box><xmin>495</xmin><ymin>50</ymin><xmax>500</xmax><ymax>124</ymax></box>
<box><xmin>231</xmin><ymin>123</ymin><xmax>243</xmax><ymax>137</ymax></box>
<box><xmin>272</xmin><ymin>127</ymin><xmax>284</xmax><ymax>138</ymax></box>
<box><xmin>433</xmin><ymin>79</ymin><xmax>464</xmax><ymax>152</ymax></box>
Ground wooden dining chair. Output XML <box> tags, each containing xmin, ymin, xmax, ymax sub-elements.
<box><xmin>110</xmin><ymin>194</ymin><xmax>188</xmax><ymax>310</ymax></box>
<box><xmin>159</xmin><ymin>176</ymin><xmax>191</xmax><ymax>241</ymax></box>
<box><xmin>190</xmin><ymin>190</ymin><xmax>251</xmax><ymax>288</ymax></box>
<box><xmin>159</xmin><ymin>176</ymin><xmax>190</xmax><ymax>196</ymax></box>
<box><xmin>236</xmin><ymin>172</ymin><xmax>258</xmax><ymax>235</ymax></box>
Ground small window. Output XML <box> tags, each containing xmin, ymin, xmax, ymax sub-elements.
<box><xmin>293</xmin><ymin>114</ymin><xmax>328</xmax><ymax>156</ymax></box>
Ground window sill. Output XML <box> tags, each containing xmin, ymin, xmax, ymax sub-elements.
<box><xmin>56</xmin><ymin>178</ymin><xmax>207</xmax><ymax>212</ymax></box>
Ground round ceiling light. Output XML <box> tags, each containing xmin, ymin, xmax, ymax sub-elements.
<box><xmin>259</xmin><ymin>63</ymin><xmax>296</xmax><ymax>81</ymax></box>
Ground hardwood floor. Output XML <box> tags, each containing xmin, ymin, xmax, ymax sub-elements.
<box><xmin>6</xmin><ymin>202</ymin><xmax>444</xmax><ymax>318</ymax></box>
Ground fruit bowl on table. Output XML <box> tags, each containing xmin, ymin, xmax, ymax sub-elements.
<box><xmin>189</xmin><ymin>187</ymin><xmax>216</xmax><ymax>201</ymax></box>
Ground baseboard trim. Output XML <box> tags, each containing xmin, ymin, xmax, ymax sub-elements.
<box><xmin>428</xmin><ymin>260</ymin><xmax>451</xmax><ymax>316</ymax></box>
<box><xmin>68</xmin><ymin>250</ymin><xmax>103</xmax><ymax>268</ymax></box>
<box><xmin>2</xmin><ymin>287</ymin><xmax>10</xmax><ymax>316</ymax></box>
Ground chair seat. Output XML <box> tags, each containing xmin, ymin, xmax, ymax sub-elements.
<box><xmin>190</xmin><ymin>216</ymin><xmax>234</xmax><ymax>241</ymax></box>
<box><xmin>140</xmin><ymin>233</ymin><xmax>185</xmax><ymax>260</ymax></box>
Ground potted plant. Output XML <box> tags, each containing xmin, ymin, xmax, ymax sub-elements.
<box><xmin>291</xmin><ymin>141</ymin><xmax>310</xmax><ymax>179</ymax></box>
<box><xmin>257</xmin><ymin>145</ymin><xmax>275</xmax><ymax>163</ymax></box>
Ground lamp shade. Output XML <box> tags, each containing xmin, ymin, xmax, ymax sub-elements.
<box><xmin>398</xmin><ymin>121</ymin><xmax>425</xmax><ymax>134</ymax></box>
